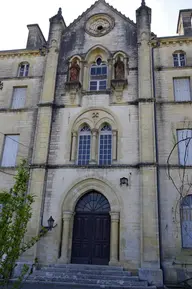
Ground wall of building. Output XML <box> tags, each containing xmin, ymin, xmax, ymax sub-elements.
<box><xmin>154</xmin><ymin>40</ymin><xmax>192</xmax><ymax>282</ymax></box>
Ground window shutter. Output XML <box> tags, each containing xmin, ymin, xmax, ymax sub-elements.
<box><xmin>12</xmin><ymin>88</ymin><xmax>26</xmax><ymax>109</ymax></box>
<box><xmin>174</xmin><ymin>78</ymin><xmax>191</xmax><ymax>101</ymax></box>
<box><xmin>1</xmin><ymin>135</ymin><xmax>19</xmax><ymax>167</ymax></box>
<box><xmin>177</xmin><ymin>130</ymin><xmax>192</xmax><ymax>165</ymax></box>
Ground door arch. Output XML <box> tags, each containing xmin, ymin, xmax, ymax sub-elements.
<box><xmin>71</xmin><ymin>191</ymin><xmax>111</xmax><ymax>265</ymax></box>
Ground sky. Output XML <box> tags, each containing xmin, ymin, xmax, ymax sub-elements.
<box><xmin>0</xmin><ymin>0</ymin><xmax>191</xmax><ymax>51</ymax></box>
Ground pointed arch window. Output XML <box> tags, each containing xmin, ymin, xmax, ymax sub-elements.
<box><xmin>90</xmin><ymin>57</ymin><xmax>108</xmax><ymax>91</ymax></box>
<box><xmin>99</xmin><ymin>124</ymin><xmax>112</xmax><ymax>165</ymax></box>
<box><xmin>173</xmin><ymin>52</ymin><xmax>186</xmax><ymax>67</ymax></box>
<box><xmin>181</xmin><ymin>195</ymin><xmax>192</xmax><ymax>248</ymax></box>
<box><xmin>18</xmin><ymin>62</ymin><xmax>29</xmax><ymax>77</ymax></box>
<box><xmin>77</xmin><ymin>125</ymin><xmax>91</xmax><ymax>165</ymax></box>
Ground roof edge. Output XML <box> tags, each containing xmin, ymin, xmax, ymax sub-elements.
<box><xmin>65</xmin><ymin>0</ymin><xmax>136</xmax><ymax>32</ymax></box>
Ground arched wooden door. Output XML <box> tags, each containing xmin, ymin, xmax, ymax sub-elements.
<box><xmin>71</xmin><ymin>191</ymin><xmax>110</xmax><ymax>265</ymax></box>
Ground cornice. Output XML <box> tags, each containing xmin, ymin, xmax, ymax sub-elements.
<box><xmin>151</xmin><ymin>36</ymin><xmax>192</xmax><ymax>47</ymax></box>
<box><xmin>0</xmin><ymin>49</ymin><xmax>42</xmax><ymax>59</ymax></box>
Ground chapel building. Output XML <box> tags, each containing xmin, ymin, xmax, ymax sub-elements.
<box><xmin>0</xmin><ymin>0</ymin><xmax>192</xmax><ymax>285</ymax></box>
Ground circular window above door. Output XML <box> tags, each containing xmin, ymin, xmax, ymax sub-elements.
<box><xmin>85</xmin><ymin>14</ymin><xmax>115</xmax><ymax>37</ymax></box>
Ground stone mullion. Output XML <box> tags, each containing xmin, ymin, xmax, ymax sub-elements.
<box><xmin>71</xmin><ymin>131</ymin><xmax>77</xmax><ymax>162</ymax></box>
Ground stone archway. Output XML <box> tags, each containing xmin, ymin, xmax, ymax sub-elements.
<box><xmin>59</xmin><ymin>178</ymin><xmax>121</xmax><ymax>266</ymax></box>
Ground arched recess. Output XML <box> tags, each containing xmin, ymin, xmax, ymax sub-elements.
<box><xmin>83</xmin><ymin>45</ymin><xmax>112</xmax><ymax>90</ymax></box>
<box><xmin>112</xmin><ymin>51</ymin><xmax>129</xmax><ymax>79</ymax></box>
<box><xmin>68</xmin><ymin>55</ymin><xmax>83</xmax><ymax>83</ymax></box>
<box><xmin>60</xmin><ymin>178</ymin><xmax>121</xmax><ymax>265</ymax></box>
<box><xmin>69</xmin><ymin>108</ymin><xmax>120</xmax><ymax>163</ymax></box>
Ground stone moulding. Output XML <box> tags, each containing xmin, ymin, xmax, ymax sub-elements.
<box><xmin>65</xmin><ymin>81</ymin><xmax>82</xmax><ymax>105</ymax></box>
<box><xmin>111</xmin><ymin>79</ymin><xmax>128</xmax><ymax>102</ymax></box>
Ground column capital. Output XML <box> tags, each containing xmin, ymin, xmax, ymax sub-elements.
<box><xmin>72</xmin><ymin>131</ymin><xmax>77</xmax><ymax>137</ymax></box>
<box><xmin>112</xmin><ymin>130</ymin><xmax>117</xmax><ymax>136</ymax></box>
<box><xmin>92</xmin><ymin>128</ymin><xmax>98</xmax><ymax>135</ymax></box>
<box><xmin>110</xmin><ymin>211</ymin><xmax>120</xmax><ymax>221</ymax></box>
<box><xmin>63</xmin><ymin>211</ymin><xmax>73</xmax><ymax>220</ymax></box>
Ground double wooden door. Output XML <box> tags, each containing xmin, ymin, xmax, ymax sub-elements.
<box><xmin>71</xmin><ymin>212</ymin><xmax>110</xmax><ymax>265</ymax></box>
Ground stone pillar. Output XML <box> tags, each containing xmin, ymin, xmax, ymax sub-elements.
<box><xmin>109</xmin><ymin>212</ymin><xmax>119</xmax><ymax>265</ymax></box>
<box><xmin>60</xmin><ymin>211</ymin><xmax>73</xmax><ymax>263</ymax></box>
<box><xmin>108</xmin><ymin>58</ymin><xmax>113</xmax><ymax>88</ymax></box>
<box><xmin>90</xmin><ymin>129</ymin><xmax>97</xmax><ymax>163</ymax></box>
<box><xmin>136</xmin><ymin>2</ymin><xmax>163</xmax><ymax>286</ymax></box>
<box><xmin>83</xmin><ymin>63</ymin><xmax>88</xmax><ymax>90</ymax></box>
<box><xmin>124</xmin><ymin>57</ymin><xmax>128</xmax><ymax>78</ymax></box>
<box><xmin>71</xmin><ymin>131</ymin><xmax>77</xmax><ymax>161</ymax></box>
<box><xmin>112</xmin><ymin>130</ymin><xmax>117</xmax><ymax>161</ymax></box>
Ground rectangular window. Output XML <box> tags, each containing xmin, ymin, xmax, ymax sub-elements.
<box><xmin>90</xmin><ymin>64</ymin><xmax>107</xmax><ymax>91</ymax></box>
<box><xmin>174</xmin><ymin>78</ymin><xmax>191</xmax><ymax>101</ymax></box>
<box><xmin>11</xmin><ymin>87</ymin><xmax>26</xmax><ymax>109</ymax></box>
<box><xmin>99</xmin><ymin>134</ymin><xmax>112</xmax><ymax>165</ymax></box>
<box><xmin>1</xmin><ymin>135</ymin><xmax>19</xmax><ymax>167</ymax></box>
<box><xmin>90</xmin><ymin>81</ymin><xmax>97</xmax><ymax>91</ymax></box>
<box><xmin>78</xmin><ymin>135</ymin><xmax>91</xmax><ymax>165</ymax></box>
<box><xmin>177</xmin><ymin>129</ymin><xmax>192</xmax><ymax>166</ymax></box>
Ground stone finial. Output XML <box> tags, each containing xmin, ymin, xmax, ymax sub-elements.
<box><xmin>58</xmin><ymin>7</ymin><xmax>62</xmax><ymax>15</ymax></box>
<box><xmin>141</xmin><ymin>0</ymin><xmax>146</xmax><ymax>5</ymax></box>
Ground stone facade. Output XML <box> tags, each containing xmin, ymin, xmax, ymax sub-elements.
<box><xmin>0</xmin><ymin>0</ymin><xmax>192</xmax><ymax>286</ymax></box>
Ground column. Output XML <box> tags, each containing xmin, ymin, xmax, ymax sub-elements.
<box><xmin>109</xmin><ymin>212</ymin><xmax>120</xmax><ymax>266</ymax></box>
<box><xmin>124</xmin><ymin>57</ymin><xmax>128</xmax><ymax>78</ymax></box>
<box><xmin>90</xmin><ymin>129</ymin><xmax>97</xmax><ymax>163</ymax></box>
<box><xmin>71</xmin><ymin>131</ymin><xmax>77</xmax><ymax>161</ymax></box>
<box><xmin>112</xmin><ymin>130</ymin><xmax>117</xmax><ymax>161</ymax></box>
<box><xmin>108</xmin><ymin>58</ymin><xmax>113</xmax><ymax>87</ymax></box>
<box><xmin>60</xmin><ymin>211</ymin><xmax>73</xmax><ymax>263</ymax></box>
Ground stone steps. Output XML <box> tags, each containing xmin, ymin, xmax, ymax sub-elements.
<box><xmin>22</xmin><ymin>281</ymin><xmax>157</xmax><ymax>289</ymax></box>
<box><xmin>30</xmin><ymin>276</ymin><xmax>148</xmax><ymax>286</ymax></box>
<box><xmin>33</xmin><ymin>271</ymin><xmax>136</xmax><ymax>280</ymax></box>
<box><xmin>39</xmin><ymin>267</ymin><xmax>132</xmax><ymax>276</ymax></box>
<box><xmin>27</xmin><ymin>264</ymin><xmax>155</xmax><ymax>289</ymax></box>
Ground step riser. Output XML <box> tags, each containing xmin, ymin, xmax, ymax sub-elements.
<box><xmin>44</xmin><ymin>264</ymin><xmax>123</xmax><ymax>270</ymax></box>
<box><xmin>32</xmin><ymin>272</ymin><xmax>137</xmax><ymax>281</ymax></box>
<box><xmin>23</xmin><ymin>281</ymin><xmax>156</xmax><ymax>289</ymax></box>
<box><xmin>38</xmin><ymin>269</ymin><xmax>132</xmax><ymax>276</ymax></box>
<box><xmin>29</xmin><ymin>277</ymin><xmax>148</xmax><ymax>286</ymax></box>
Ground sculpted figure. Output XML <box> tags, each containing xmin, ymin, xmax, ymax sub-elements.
<box><xmin>70</xmin><ymin>60</ymin><xmax>80</xmax><ymax>81</ymax></box>
<box><xmin>114</xmin><ymin>56</ymin><xmax>125</xmax><ymax>80</ymax></box>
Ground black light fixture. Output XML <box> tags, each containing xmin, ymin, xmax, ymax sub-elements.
<box><xmin>47</xmin><ymin>216</ymin><xmax>57</xmax><ymax>231</ymax></box>
<box><xmin>0</xmin><ymin>81</ymin><xmax>3</xmax><ymax>90</ymax></box>
<box><xmin>120</xmin><ymin>177</ymin><xmax>129</xmax><ymax>187</ymax></box>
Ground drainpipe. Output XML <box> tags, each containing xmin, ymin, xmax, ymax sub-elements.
<box><xmin>151</xmin><ymin>43</ymin><xmax>164</xmax><ymax>283</ymax></box>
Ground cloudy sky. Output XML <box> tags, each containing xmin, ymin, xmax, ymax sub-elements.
<box><xmin>0</xmin><ymin>0</ymin><xmax>191</xmax><ymax>50</ymax></box>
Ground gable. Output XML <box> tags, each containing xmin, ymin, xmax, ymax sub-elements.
<box><xmin>60</xmin><ymin>0</ymin><xmax>137</xmax><ymax>67</ymax></box>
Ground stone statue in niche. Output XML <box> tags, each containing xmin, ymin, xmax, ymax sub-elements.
<box><xmin>69</xmin><ymin>60</ymin><xmax>80</xmax><ymax>82</ymax></box>
<box><xmin>114</xmin><ymin>56</ymin><xmax>125</xmax><ymax>80</ymax></box>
